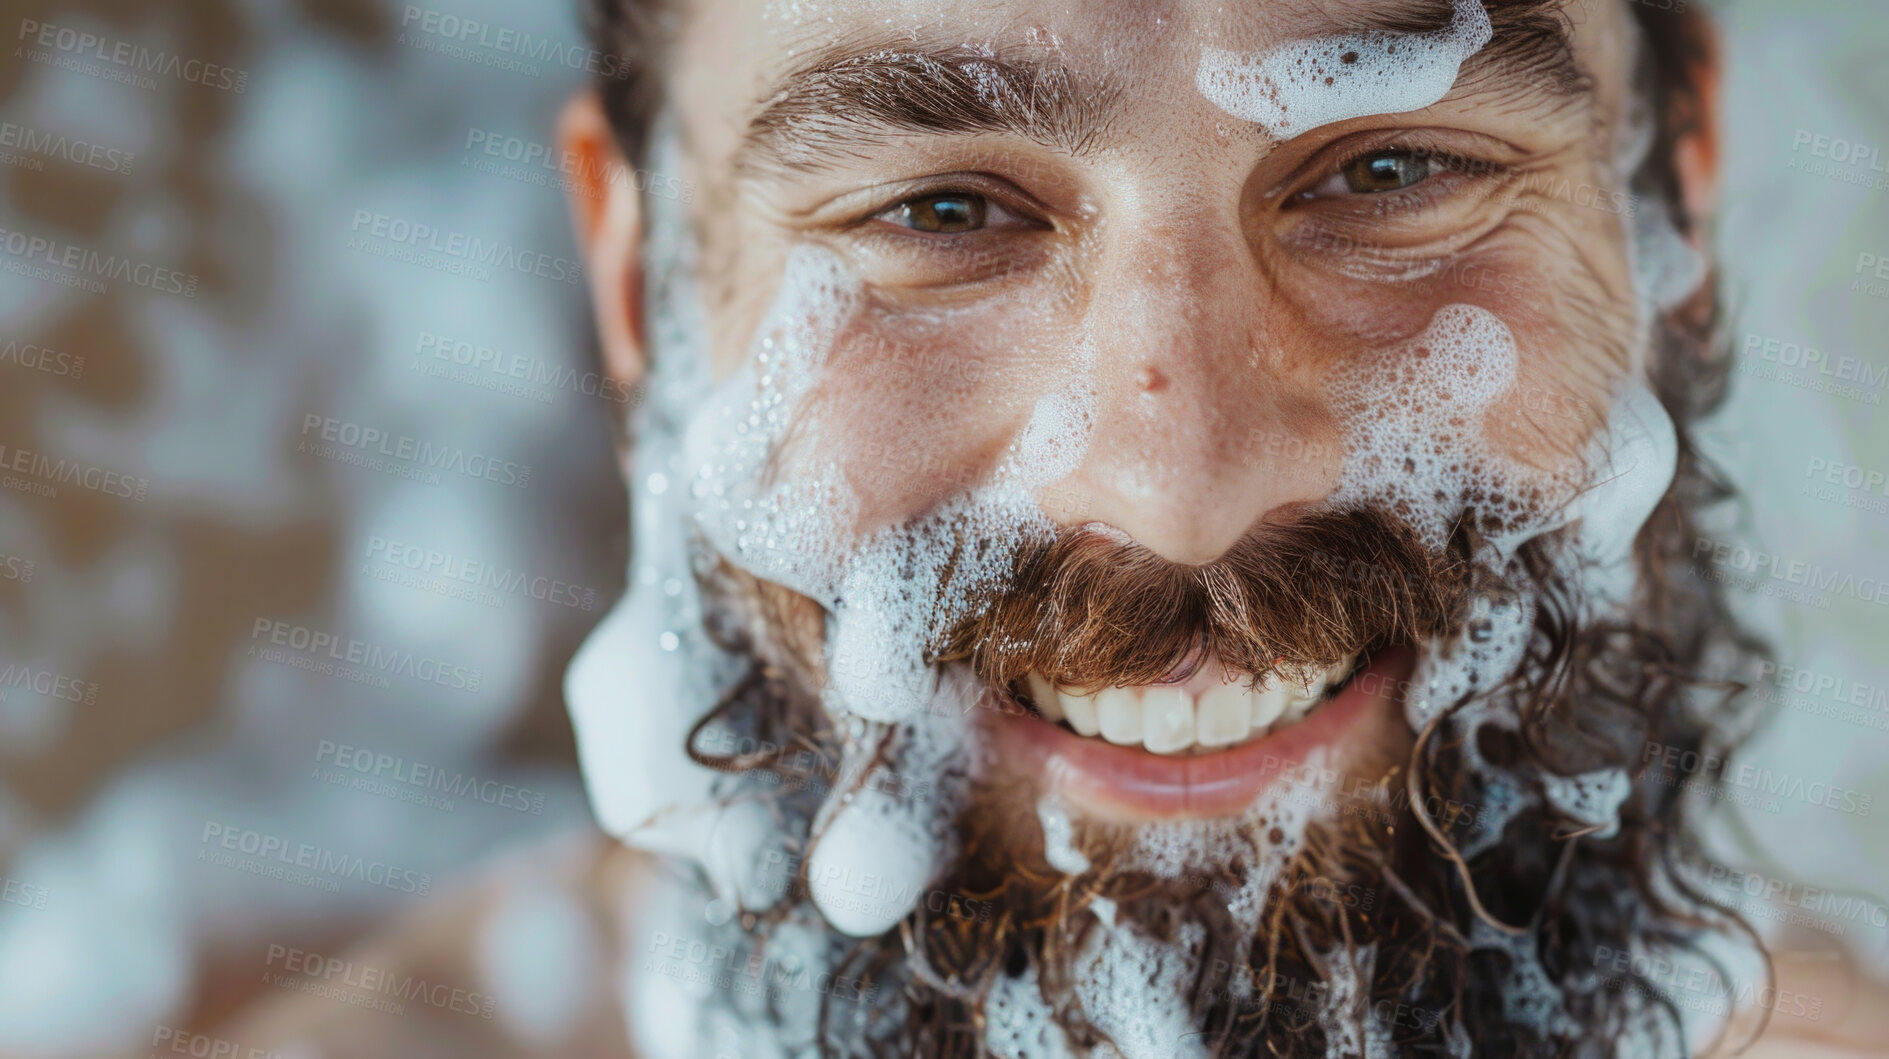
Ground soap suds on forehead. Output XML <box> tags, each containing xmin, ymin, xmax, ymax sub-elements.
<box><xmin>1195</xmin><ymin>0</ymin><xmax>1492</xmax><ymax>140</ymax></box>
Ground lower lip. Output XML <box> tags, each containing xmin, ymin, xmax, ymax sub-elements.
<box><xmin>985</xmin><ymin>647</ymin><xmax>1416</xmax><ymax>821</ymax></box>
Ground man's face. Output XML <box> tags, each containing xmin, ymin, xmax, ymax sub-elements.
<box><xmin>579</xmin><ymin>0</ymin><xmax>1723</xmax><ymax>1052</ymax></box>
<box><xmin>658</xmin><ymin>0</ymin><xmax>1648</xmax><ymax>815</ymax></box>
<box><xmin>674</xmin><ymin>0</ymin><xmax>1643</xmax><ymax>508</ymax></box>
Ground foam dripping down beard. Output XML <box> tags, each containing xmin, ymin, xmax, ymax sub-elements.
<box><xmin>577</xmin><ymin>137</ymin><xmax>1753</xmax><ymax>1056</ymax></box>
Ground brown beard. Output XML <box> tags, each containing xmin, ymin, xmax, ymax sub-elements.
<box><xmin>684</xmin><ymin>427</ymin><xmax>1762</xmax><ymax>1058</ymax></box>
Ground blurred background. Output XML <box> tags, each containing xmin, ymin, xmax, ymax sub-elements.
<box><xmin>0</xmin><ymin>0</ymin><xmax>1882</xmax><ymax>1054</ymax></box>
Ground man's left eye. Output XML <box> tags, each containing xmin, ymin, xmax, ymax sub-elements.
<box><xmin>1298</xmin><ymin>149</ymin><xmax>1446</xmax><ymax>200</ymax></box>
<box><xmin>1340</xmin><ymin>150</ymin><xmax>1435</xmax><ymax>193</ymax></box>
<box><xmin>878</xmin><ymin>192</ymin><xmax>1008</xmax><ymax>233</ymax></box>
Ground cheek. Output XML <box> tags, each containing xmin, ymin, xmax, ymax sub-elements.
<box><xmin>1284</xmin><ymin>219</ymin><xmax>1634</xmax><ymax>483</ymax></box>
<box><xmin>781</xmin><ymin>305</ymin><xmax>1087</xmax><ymax>534</ymax></box>
<box><xmin>1491</xmin><ymin>205</ymin><xmax>1639</xmax><ymax>475</ymax></box>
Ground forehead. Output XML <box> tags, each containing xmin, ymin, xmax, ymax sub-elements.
<box><xmin>670</xmin><ymin>0</ymin><xmax>1634</xmax><ymax>175</ymax></box>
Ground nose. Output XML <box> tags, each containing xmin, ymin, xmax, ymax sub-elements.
<box><xmin>1042</xmin><ymin>221</ymin><xmax>1342</xmax><ymax>564</ymax></box>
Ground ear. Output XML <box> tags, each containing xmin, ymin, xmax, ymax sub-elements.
<box><xmin>1671</xmin><ymin>15</ymin><xmax>1722</xmax><ymax>236</ymax></box>
<box><xmin>560</xmin><ymin>92</ymin><xmax>645</xmax><ymax>391</ymax></box>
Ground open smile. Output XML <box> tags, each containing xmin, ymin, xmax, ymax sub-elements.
<box><xmin>982</xmin><ymin>647</ymin><xmax>1416</xmax><ymax>821</ymax></box>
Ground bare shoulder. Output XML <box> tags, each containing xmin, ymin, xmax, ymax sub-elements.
<box><xmin>1712</xmin><ymin>948</ymin><xmax>1889</xmax><ymax>1059</ymax></box>
<box><xmin>212</xmin><ymin>831</ymin><xmax>656</xmax><ymax>1059</ymax></box>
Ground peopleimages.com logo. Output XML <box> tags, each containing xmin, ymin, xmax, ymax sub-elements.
<box><xmin>14</xmin><ymin>18</ymin><xmax>249</xmax><ymax>93</ymax></box>
<box><xmin>0</xmin><ymin>120</ymin><xmax>134</xmax><ymax>175</ymax></box>
<box><xmin>248</xmin><ymin>618</ymin><xmax>484</xmax><ymax>693</ymax></box>
<box><xmin>298</xmin><ymin>413</ymin><xmax>532</xmax><ymax>489</ymax></box>
<box><xmin>346</xmin><ymin>210</ymin><xmax>583</xmax><ymax>285</ymax></box>
<box><xmin>0</xmin><ymin>441</ymin><xmax>150</xmax><ymax>502</ymax></box>
<box><xmin>363</xmin><ymin>534</ymin><xmax>599</xmax><ymax>611</ymax></box>
<box><xmin>314</xmin><ymin>739</ymin><xmax>547</xmax><ymax>815</ymax></box>
<box><xmin>0</xmin><ymin>663</ymin><xmax>99</xmax><ymax>705</ymax></box>
<box><xmin>0</xmin><ymin>225</ymin><xmax>198</xmax><ymax>296</ymax></box>
<box><xmin>199</xmin><ymin>822</ymin><xmax>433</xmax><ymax>896</ymax></box>
<box><xmin>398</xmin><ymin>6</ymin><xmax>633</xmax><ymax>80</ymax></box>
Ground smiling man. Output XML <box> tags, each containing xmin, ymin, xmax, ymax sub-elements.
<box><xmin>546</xmin><ymin>0</ymin><xmax>1865</xmax><ymax>1056</ymax></box>
<box><xmin>198</xmin><ymin>1</ymin><xmax>1888</xmax><ymax>1057</ymax></box>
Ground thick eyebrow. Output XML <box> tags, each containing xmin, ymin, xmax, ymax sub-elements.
<box><xmin>1458</xmin><ymin>0</ymin><xmax>1588</xmax><ymax>109</ymax></box>
<box><xmin>737</xmin><ymin>42</ymin><xmax>1123</xmax><ymax>175</ymax></box>
<box><xmin>737</xmin><ymin>1</ymin><xmax>1586</xmax><ymax>173</ymax></box>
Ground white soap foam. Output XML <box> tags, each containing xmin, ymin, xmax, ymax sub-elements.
<box><xmin>1539</xmin><ymin>767</ymin><xmax>1631</xmax><ymax>839</ymax></box>
<box><xmin>584</xmin><ymin>134</ymin><xmax>1110</xmax><ymax>1007</ymax></box>
<box><xmin>1073</xmin><ymin>920</ymin><xmax>1210</xmax><ymax>1059</ymax></box>
<box><xmin>1018</xmin><ymin>745</ymin><xmax>1332</xmax><ymax>1050</ymax></box>
<box><xmin>671</xmin><ymin>226</ymin><xmax>1100</xmax><ymax>939</ymax></box>
<box><xmin>1314</xmin><ymin>944</ymin><xmax>1399</xmax><ymax>1059</ymax></box>
<box><xmin>1196</xmin><ymin>0</ymin><xmax>1492</xmax><ymax>139</ymax></box>
<box><xmin>805</xmin><ymin>779</ymin><xmax>929</xmax><ymax>937</ymax></box>
<box><xmin>684</xmin><ymin>242</ymin><xmax>862</xmax><ymax>607</ymax></box>
<box><xmin>1557</xmin><ymin>383</ymin><xmax>1679</xmax><ymax>607</ymax></box>
<box><xmin>565</xmin><ymin>118</ymin><xmax>748</xmax><ymax>860</ymax></box>
<box><xmin>805</xmin><ymin>739</ymin><xmax>953</xmax><ymax>937</ymax></box>
<box><xmin>1330</xmin><ymin>302</ymin><xmax>1560</xmax><ymax>555</ymax></box>
<box><xmin>820</xmin><ymin>345</ymin><xmax>1095</xmax><ymax>726</ymax></box>
<box><xmin>1036</xmin><ymin>795</ymin><xmax>1091</xmax><ymax>875</ymax></box>
<box><xmin>985</xmin><ymin>961</ymin><xmax>1080</xmax><ymax>1059</ymax></box>
<box><xmin>703</xmin><ymin>798</ymin><xmax>793</xmax><ymax>911</ymax></box>
<box><xmin>1468</xmin><ymin>921</ymin><xmax>1578</xmax><ymax>1040</ymax></box>
<box><xmin>1316</xmin><ymin>286</ymin><xmax>1700</xmax><ymax>1046</ymax></box>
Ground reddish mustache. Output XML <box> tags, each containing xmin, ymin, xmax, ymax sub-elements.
<box><xmin>930</xmin><ymin>506</ymin><xmax>1471</xmax><ymax>692</ymax></box>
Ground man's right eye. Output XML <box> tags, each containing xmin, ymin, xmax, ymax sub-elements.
<box><xmin>882</xmin><ymin>192</ymin><xmax>990</xmax><ymax>233</ymax></box>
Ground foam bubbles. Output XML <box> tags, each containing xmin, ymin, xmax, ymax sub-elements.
<box><xmin>1036</xmin><ymin>795</ymin><xmax>1091</xmax><ymax>875</ymax></box>
<box><xmin>1330</xmin><ymin>302</ymin><xmax>1546</xmax><ymax>553</ymax></box>
<box><xmin>1557</xmin><ymin>384</ymin><xmax>1679</xmax><ymax>605</ymax></box>
<box><xmin>985</xmin><ymin>961</ymin><xmax>1079</xmax><ymax>1059</ymax></box>
<box><xmin>685</xmin><ymin>243</ymin><xmax>862</xmax><ymax>606</ymax></box>
<box><xmin>1020</xmin><ymin>747</ymin><xmax>1330</xmax><ymax>1051</ymax></box>
<box><xmin>1196</xmin><ymin>0</ymin><xmax>1492</xmax><ymax>139</ymax></box>
<box><xmin>807</xmin><ymin>784</ymin><xmax>940</xmax><ymax>936</ymax></box>
<box><xmin>1540</xmin><ymin>768</ymin><xmax>1631</xmax><ymax>839</ymax></box>
<box><xmin>1073</xmin><ymin>920</ymin><xmax>1209</xmax><ymax>1059</ymax></box>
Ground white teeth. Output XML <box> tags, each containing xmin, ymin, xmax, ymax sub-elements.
<box><xmin>1024</xmin><ymin>654</ymin><xmax>1360</xmax><ymax>752</ymax></box>
<box><xmin>1279</xmin><ymin>678</ymin><xmax>1323</xmax><ymax>723</ymax></box>
<box><xmin>1194</xmin><ymin>683</ymin><xmax>1251</xmax><ymax>748</ymax></box>
<box><xmin>1060</xmin><ymin>686</ymin><xmax>1102</xmax><ymax>737</ymax></box>
<box><xmin>1094</xmin><ymin>687</ymin><xmax>1143</xmax><ymax>745</ymax></box>
<box><xmin>1027</xmin><ymin>673</ymin><xmax>1065</xmax><ymax>722</ymax></box>
<box><xmin>1280</xmin><ymin>655</ymin><xmax>1355</xmax><ymax>722</ymax></box>
<box><xmin>1141</xmin><ymin>687</ymin><xmax>1196</xmax><ymax>754</ymax></box>
<box><xmin>1247</xmin><ymin>675</ymin><xmax>1289</xmax><ymax>733</ymax></box>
